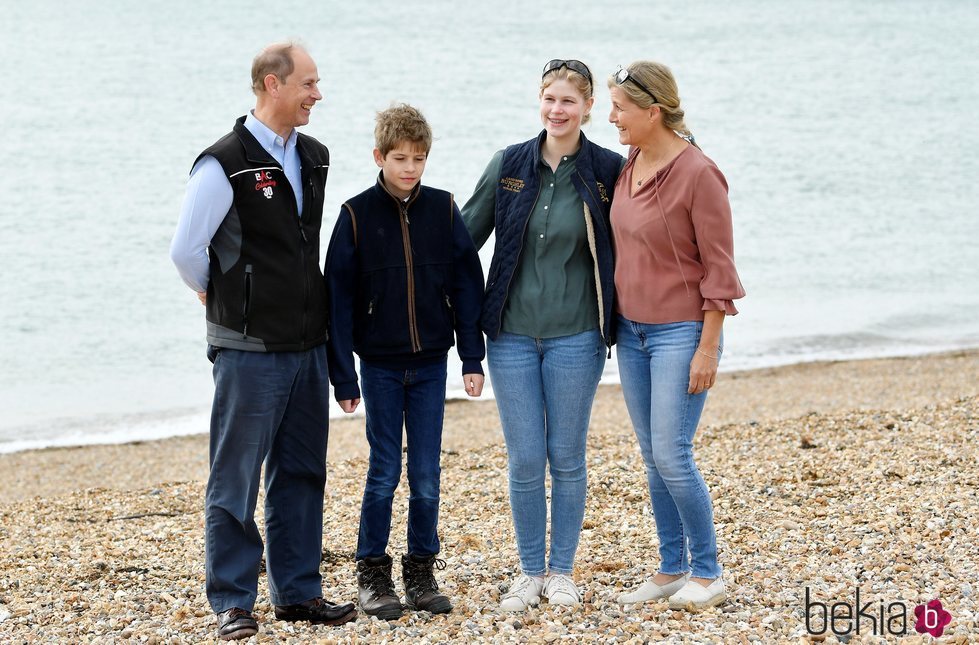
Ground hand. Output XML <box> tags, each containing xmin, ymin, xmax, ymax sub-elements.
<box><xmin>463</xmin><ymin>373</ymin><xmax>484</xmax><ymax>397</ymax></box>
<box><xmin>339</xmin><ymin>398</ymin><xmax>360</xmax><ymax>413</ymax></box>
<box><xmin>197</xmin><ymin>291</ymin><xmax>207</xmax><ymax>306</ymax></box>
<box><xmin>687</xmin><ymin>349</ymin><xmax>717</xmax><ymax>394</ymax></box>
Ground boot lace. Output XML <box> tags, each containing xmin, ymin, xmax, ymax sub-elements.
<box><xmin>405</xmin><ymin>556</ymin><xmax>446</xmax><ymax>593</ymax></box>
<box><xmin>361</xmin><ymin>562</ymin><xmax>396</xmax><ymax>596</ymax></box>
<box><xmin>224</xmin><ymin>607</ymin><xmax>251</xmax><ymax>620</ymax></box>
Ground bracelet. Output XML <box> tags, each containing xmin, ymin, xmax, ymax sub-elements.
<box><xmin>697</xmin><ymin>347</ymin><xmax>720</xmax><ymax>360</ymax></box>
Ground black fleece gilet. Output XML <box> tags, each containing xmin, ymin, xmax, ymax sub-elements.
<box><xmin>196</xmin><ymin>116</ymin><xmax>330</xmax><ymax>352</ymax></box>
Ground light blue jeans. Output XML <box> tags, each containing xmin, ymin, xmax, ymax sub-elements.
<box><xmin>487</xmin><ymin>330</ymin><xmax>606</xmax><ymax>576</ymax></box>
<box><xmin>615</xmin><ymin>315</ymin><xmax>723</xmax><ymax>579</ymax></box>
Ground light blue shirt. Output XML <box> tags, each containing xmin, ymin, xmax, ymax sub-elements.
<box><xmin>170</xmin><ymin>113</ymin><xmax>303</xmax><ymax>293</ymax></box>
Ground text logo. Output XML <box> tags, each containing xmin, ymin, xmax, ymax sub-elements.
<box><xmin>500</xmin><ymin>177</ymin><xmax>524</xmax><ymax>193</ymax></box>
<box><xmin>255</xmin><ymin>175</ymin><xmax>277</xmax><ymax>199</ymax></box>
<box><xmin>804</xmin><ymin>587</ymin><xmax>914</xmax><ymax>637</ymax></box>
<box><xmin>914</xmin><ymin>599</ymin><xmax>952</xmax><ymax>638</ymax></box>
<box><xmin>596</xmin><ymin>181</ymin><xmax>609</xmax><ymax>203</ymax></box>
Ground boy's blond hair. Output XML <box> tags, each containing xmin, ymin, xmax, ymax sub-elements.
<box><xmin>374</xmin><ymin>103</ymin><xmax>433</xmax><ymax>156</ymax></box>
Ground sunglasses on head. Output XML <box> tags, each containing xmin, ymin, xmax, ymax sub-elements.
<box><xmin>542</xmin><ymin>59</ymin><xmax>594</xmax><ymax>92</ymax></box>
<box><xmin>614</xmin><ymin>66</ymin><xmax>658</xmax><ymax>104</ymax></box>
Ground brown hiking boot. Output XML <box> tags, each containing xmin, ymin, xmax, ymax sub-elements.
<box><xmin>356</xmin><ymin>554</ymin><xmax>403</xmax><ymax>620</ymax></box>
<box><xmin>402</xmin><ymin>553</ymin><xmax>452</xmax><ymax>614</ymax></box>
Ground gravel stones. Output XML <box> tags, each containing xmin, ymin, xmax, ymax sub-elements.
<box><xmin>1</xmin><ymin>351</ymin><xmax>978</xmax><ymax>642</ymax></box>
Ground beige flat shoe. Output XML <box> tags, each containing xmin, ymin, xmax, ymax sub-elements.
<box><xmin>617</xmin><ymin>573</ymin><xmax>690</xmax><ymax>604</ymax></box>
<box><xmin>667</xmin><ymin>578</ymin><xmax>727</xmax><ymax>611</ymax></box>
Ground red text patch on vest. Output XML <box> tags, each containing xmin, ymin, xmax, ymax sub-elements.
<box><xmin>255</xmin><ymin>172</ymin><xmax>277</xmax><ymax>199</ymax></box>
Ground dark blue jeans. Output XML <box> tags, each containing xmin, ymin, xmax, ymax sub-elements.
<box><xmin>356</xmin><ymin>359</ymin><xmax>447</xmax><ymax>560</ymax></box>
<box><xmin>205</xmin><ymin>345</ymin><xmax>329</xmax><ymax>612</ymax></box>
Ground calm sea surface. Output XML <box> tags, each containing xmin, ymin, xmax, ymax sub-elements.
<box><xmin>2</xmin><ymin>0</ymin><xmax>977</xmax><ymax>451</ymax></box>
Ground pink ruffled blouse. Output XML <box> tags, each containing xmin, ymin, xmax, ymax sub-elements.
<box><xmin>611</xmin><ymin>144</ymin><xmax>745</xmax><ymax>324</ymax></box>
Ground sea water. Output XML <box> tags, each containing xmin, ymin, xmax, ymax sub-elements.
<box><xmin>1</xmin><ymin>0</ymin><xmax>977</xmax><ymax>452</ymax></box>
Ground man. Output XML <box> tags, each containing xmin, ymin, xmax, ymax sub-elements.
<box><xmin>170</xmin><ymin>41</ymin><xmax>356</xmax><ymax>640</ymax></box>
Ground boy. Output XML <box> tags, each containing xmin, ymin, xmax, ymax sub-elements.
<box><xmin>325</xmin><ymin>104</ymin><xmax>485</xmax><ymax>620</ymax></box>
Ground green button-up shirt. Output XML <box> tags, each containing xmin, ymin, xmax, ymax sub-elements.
<box><xmin>463</xmin><ymin>149</ymin><xmax>599</xmax><ymax>339</ymax></box>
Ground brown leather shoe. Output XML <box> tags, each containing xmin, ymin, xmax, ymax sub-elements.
<box><xmin>216</xmin><ymin>607</ymin><xmax>258</xmax><ymax>641</ymax></box>
<box><xmin>273</xmin><ymin>597</ymin><xmax>357</xmax><ymax>625</ymax></box>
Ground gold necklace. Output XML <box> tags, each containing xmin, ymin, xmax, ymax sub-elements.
<box><xmin>634</xmin><ymin>143</ymin><xmax>678</xmax><ymax>186</ymax></box>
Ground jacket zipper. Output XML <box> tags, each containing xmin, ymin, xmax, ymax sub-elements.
<box><xmin>302</xmin><ymin>165</ymin><xmax>328</xmax><ymax>344</ymax></box>
<box><xmin>293</xmin><ymin>170</ymin><xmax>311</xmax><ymax>346</ymax></box>
<box><xmin>298</xmin><ymin>219</ymin><xmax>309</xmax><ymax>348</ymax></box>
<box><xmin>271</xmin><ymin>160</ymin><xmax>311</xmax><ymax>348</ymax></box>
<box><xmin>242</xmin><ymin>264</ymin><xmax>253</xmax><ymax>337</ymax></box>
<box><xmin>496</xmin><ymin>180</ymin><xmax>543</xmax><ymax>337</ymax></box>
<box><xmin>398</xmin><ymin>202</ymin><xmax>422</xmax><ymax>352</ymax></box>
<box><xmin>444</xmin><ymin>291</ymin><xmax>455</xmax><ymax>326</ymax></box>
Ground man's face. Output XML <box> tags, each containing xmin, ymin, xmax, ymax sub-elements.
<box><xmin>276</xmin><ymin>50</ymin><xmax>322</xmax><ymax>128</ymax></box>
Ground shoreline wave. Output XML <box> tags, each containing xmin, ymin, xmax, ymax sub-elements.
<box><xmin>2</xmin><ymin>343</ymin><xmax>978</xmax><ymax>456</ymax></box>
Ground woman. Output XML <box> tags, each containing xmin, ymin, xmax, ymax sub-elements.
<box><xmin>607</xmin><ymin>61</ymin><xmax>745</xmax><ymax>610</ymax></box>
<box><xmin>462</xmin><ymin>59</ymin><xmax>623</xmax><ymax>611</ymax></box>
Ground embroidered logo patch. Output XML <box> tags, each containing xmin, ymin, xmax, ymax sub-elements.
<box><xmin>500</xmin><ymin>177</ymin><xmax>524</xmax><ymax>193</ymax></box>
<box><xmin>596</xmin><ymin>181</ymin><xmax>609</xmax><ymax>203</ymax></box>
<box><xmin>254</xmin><ymin>171</ymin><xmax>277</xmax><ymax>199</ymax></box>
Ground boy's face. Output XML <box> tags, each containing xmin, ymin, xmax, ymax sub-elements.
<box><xmin>374</xmin><ymin>142</ymin><xmax>428</xmax><ymax>199</ymax></box>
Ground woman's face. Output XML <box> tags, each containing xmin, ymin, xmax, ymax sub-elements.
<box><xmin>540</xmin><ymin>78</ymin><xmax>592</xmax><ymax>140</ymax></box>
<box><xmin>608</xmin><ymin>85</ymin><xmax>654</xmax><ymax>147</ymax></box>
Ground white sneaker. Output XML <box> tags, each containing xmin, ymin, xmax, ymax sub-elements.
<box><xmin>500</xmin><ymin>574</ymin><xmax>545</xmax><ymax>611</ymax></box>
<box><xmin>543</xmin><ymin>574</ymin><xmax>581</xmax><ymax>606</ymax></box>
<box><xmin>617</xmin><ymin>573</ymin><xmax>690</xmax><ymax>604</ymax></box>
<box><xmin>668</xmin><ymin>578</ymin><xmax>727</xmax><ymax>610</ymax></box>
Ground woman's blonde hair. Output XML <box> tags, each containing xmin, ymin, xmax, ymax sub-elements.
<box><xmin>541</xmin><ymin>66</ymin><xmax>593</xmax><ymax>125</ymax></box>
<box><xmin>608</xmin><ymin>61</ymin><xmax>696</xmax><ymax>144</ymax></box>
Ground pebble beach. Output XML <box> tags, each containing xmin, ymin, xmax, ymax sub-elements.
<box><xmin>1</xmin><ymin>350</ymin><xmax>978</xmax><ymax>643</ymax></box>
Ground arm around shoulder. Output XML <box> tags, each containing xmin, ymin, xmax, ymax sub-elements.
<box><xmin>461</xmin><ymin>150</ymin><xmax>505</xmax><ymax>249</ymax></box>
